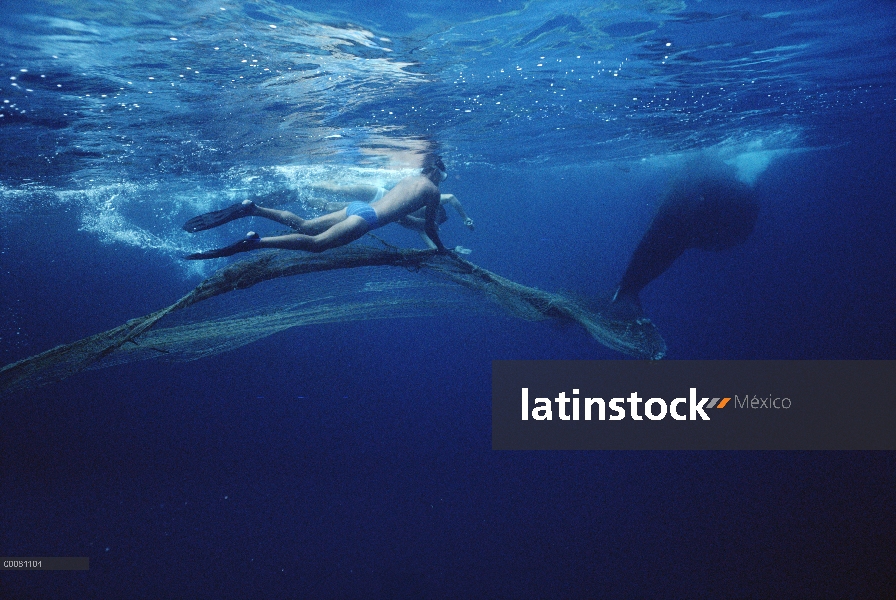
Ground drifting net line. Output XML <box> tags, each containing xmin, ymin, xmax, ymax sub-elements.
<box><xmin>0</xmin><ymin>246</ymin><xmax>666</xmax><ymax>395</ymax></box>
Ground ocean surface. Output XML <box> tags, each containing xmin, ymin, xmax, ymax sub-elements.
<box><xmin>1</xmin><ymin>0</ymin><xmax>895</xmax><ymax>597</ymax></box>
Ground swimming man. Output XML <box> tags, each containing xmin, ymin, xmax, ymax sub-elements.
<box><xmin>309</xmin><ymin>182</ymin><xmax>474</xmax><ymax>249</ymax></box>
<box><xmin>183</xmin><ymin>157</ymin><xmax>449</xmax><ymax>259</ymax></box>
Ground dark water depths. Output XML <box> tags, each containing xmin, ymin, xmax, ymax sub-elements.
<box><xmin>1</xmin><ymin>0</ymin><xmax>894</xmax><ymax>597</ymax></box>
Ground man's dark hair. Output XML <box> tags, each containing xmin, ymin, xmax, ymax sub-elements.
<box><xmin>421</xmin><ymin>155</ymin><xmax>446</xmax><ymax>176</ymax></box>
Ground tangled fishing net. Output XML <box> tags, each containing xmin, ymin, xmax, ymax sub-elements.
<box><xmin>0</xmin><ymin>245</ymin><xmax>666</xmax><ymax>395</ymax></box>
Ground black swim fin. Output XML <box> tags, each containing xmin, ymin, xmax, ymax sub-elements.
<box><xmin>185</xmin><ymin>232</ymin><xmax>261</xmax><ymax>260</ymax></box>
<box><xmin>182</xmin><ymin>200</ymin><xmax>254</xmax><ymax>232</ymax></box>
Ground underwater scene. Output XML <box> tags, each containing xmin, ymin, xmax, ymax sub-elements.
<box><xmin>1</xmin><ymin>0</ymin><xmax>894</xmax><ymax>597</ymax></box>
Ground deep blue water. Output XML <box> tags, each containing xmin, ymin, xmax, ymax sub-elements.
<box><xmin>2</xmin><ymin>0</ymin><xmax>895</xmax><ymax>598</ymax></box>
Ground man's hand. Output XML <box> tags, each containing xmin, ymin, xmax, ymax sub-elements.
<box><xmin>463</xmin><ymin>217</ymin><xmax>475</xmax><ymax>231</ymax></box>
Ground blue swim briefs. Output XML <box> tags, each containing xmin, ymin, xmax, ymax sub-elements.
<box><xmin>345</xmin><ymin>201</ymin><xmax>379</xmax><ymax>228</ymax></box>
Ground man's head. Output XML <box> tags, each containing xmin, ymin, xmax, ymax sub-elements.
<box><xmin>421</xmin><ymin>155</ymin><xmax>447</xmax><ymax>183</ymax></box>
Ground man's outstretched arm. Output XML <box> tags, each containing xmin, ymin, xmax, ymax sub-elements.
<box><xmin>441</xmin><ymin>194</ymin><xmax>474</xmax><ymax>230</ymax></box>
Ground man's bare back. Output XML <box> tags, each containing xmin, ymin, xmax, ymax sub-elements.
<box><xmin>368</xmin><ymin>175</ymin><xmax>440</xmax><ymax>226</ymax></box>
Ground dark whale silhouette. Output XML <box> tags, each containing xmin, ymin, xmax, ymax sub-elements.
<box><xmin>610</xmin><ymin>168</ymin><xmax>759</xmax><ymax>318</ymax></box>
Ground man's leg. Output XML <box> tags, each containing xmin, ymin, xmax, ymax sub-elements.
<box><xmin>184</xmin><ymin>198</ymin><xmax>341</xmax><ymax>233</ymax></box>
<box><xmin>257</xmin><ymin>215</ymin><xmax>370</xmax><ymax>253</ymax></box>
<box><xmin>185</xmin><ymin>214</ymin><xmax>367</xmax><ymax>260</ymax></box>
<box><xmin>183</xmin><ymin>198</ymin><xmax>301</xmax><ymax>232</ymax></box>
<box><xmin>248</xmin><ymin>204</ymin><xmax>308</xmax><ymax>231</ymax></box>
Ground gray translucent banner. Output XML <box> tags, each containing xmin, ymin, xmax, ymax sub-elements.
<box><xmin>492</xmin><ymin>361</ymin><xmax>896</xmax><ymax>450</ymax></box>
<box><xmin>1</xmin><ymin>557</ymin><xmax>89</xmax><ymax>570</ymax></box>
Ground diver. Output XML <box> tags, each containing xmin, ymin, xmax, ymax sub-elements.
<box><xmin>309</xmin><ymin>182</ymin><xmax>475</xmax><ymax>250</ymax></box>
<box><xmin>608</xmin><ymin>166</ymin><xmax>760</xmax><ymax>320</ymax></box>
<box><xmin>183</xmin><ymin>156</ymin><xmax>450</xmax><ymax>259</ymax></box>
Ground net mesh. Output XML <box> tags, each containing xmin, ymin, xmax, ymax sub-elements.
<box><xmin>0</xmin><ymin>245</ymin><xmax>666</xmax><ymax>395</ymax></box>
